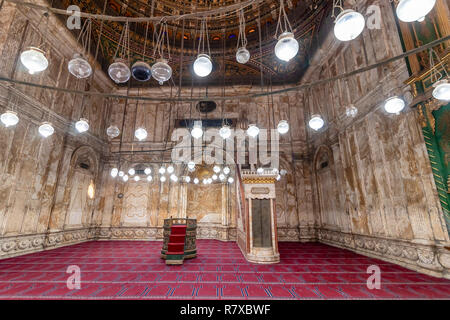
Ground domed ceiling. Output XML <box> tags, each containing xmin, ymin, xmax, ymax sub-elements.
<box><xmin>52</xmin><ymin>0</ymin><xmax>332</xmax><ymax>86</ymax></box>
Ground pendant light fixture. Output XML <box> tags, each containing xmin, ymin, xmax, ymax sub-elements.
<box><xmin>144</xmin><ymin>167</ymin><xmax>152</xmax><ymax>175</ymax></box>
<box><xmin>20</xmin><ymin>12</ymin><xmax>51</xmax><ymax>74</ymax></box>
<box><xmin>277</xmin><ymin>120</ymin><xmax>289</xmax><ymax>134</ymax></box>
<box><xmin>428</xmin><ymin>48</ymin><xmax>450</xmax><ymax>102</ymax></box>
<box><xmin>247</xmin><ymin>124</ymin><xmax>260</xmax><ymax>138</ymax></box>
<box><xmin>193</xmin><ymin>18</ymin><xmax>213</xmax><ymax>77</ymax></box>
<box><xmin>118</xmin><ymin>171</ymin><xmax>124</xmax><ymax>177</ymax></box>
<box><xmin>191</xmin><ymin>120</ymin><xmax>203</xmax><ymax>139</ymax></box>
<box><xmin>68</xmin><ymin>19</ymin><xmax>93</xmax><ymax>79</ymax></box>
<box><xmin>75</xmin><ymin>118</ymin><xmax>89</xmax><ymax>133</ymax></box>
<box><xmin>384</xmin><ymin>96</ymin><xmax>405</xmax><ymax>114</ymax></box>
<box><xmin>134</xmin><ymin>127</ymin><xmax>148</xmax><ymax>141</ymax></box>
<box><xmin>128</xmin><ymin>168</ymin><xmax>135</xmax><ymax>176</ymax></box>
<box><xmin>38</xmin><ymin>122</ymin><xmax>55</xmax><ymax>138</ymax></box>
<box><xmin>309</xmin><ymin>115</ymin><xmax>324</xmax><ymax>131</ymax></box>
<box><xmin>108</xmin><ymin>21</ymin><xmax>131</xmax><ymax>83</ymax></box>
<box><xmin>274</xmin><ymin>0</ymin><xmax>299</xmax><ymax>62</ymax></box>
<box><xmin>167</xmin><ymin>165</ymin><xmax>174</xmax><ymax>174</ymax></box>
<box><xmin>160</xmin><ymin>176</ymin><xmax>167</xmax><ymax>182</ymax></box>
<box><xmin>223</xmin><ymin>167</ymin><xmax>230</xmax><ymax>175</ymax></box>
<box><xmin>152</xmin><ymin>21</ymin><xmax>172</xmax><ymax>85</ymax></box>
<box><xmin>147</xmin><ymin>175</ymin><xmax>153</xmax><ymax>182</ymax></box>
<box><xmin>187</xmin><ymin>161</ymin><xmax>196</xmax><ymax>171</ymax></box>
<box><xmin>219</xmin><ymin>125</ymin><xmax>231</xmax><ymax>139</ymax></box>
<box><xmin>107</xmin><ymin>125</ymin><xmax>120</xmax><ymax>139</ymax></box>
<box><xmin>110</xmin><ymin>168</ymin><xmax>118</xmax><ymax>178</ymax></box>
<box><xmin>213</xmin><ymin>166</ymin><xmax>221</xmax><ymax>173</ymax></box>
<box><xmin>396</xmin><ymin>0</ymin><xmax>436</xmax><ymax>22</ymax></box>
<box><xmin>1</xmin><ymin>110</ymin><xmax>19</xmax><ymax>127</ymax></box>
<box><xmin>134</xmin><ymin>176</ymin><xmax>140</xmax><ymax>182</ymax></box>
<box><xmin>346</xmin><ymin>105</ymin><xmax>358</xmax><ymax>118</ymax></box>
<box><xmin>159</xmin><ymin>167</ymin><xmax>166</xmax><ymax>174</ymax></box>
<box><xmin>184</xmin><ymin>176</ymin><xmax>191</xmax><ymax>183</ymax></box>
<box><xmin>228</xmin><ymin>177</ymin><xmax>234</xmax><ymax>184</ymax></box>
<box><xmin>123</xmin><ymin>174</ymin><xmax>129</xmax><ymax>182</ymax></box>
<box><xmin>332</xmin><ymin>0</ymin><xmax>365</xmax><ymax>42</ymax></box>
<box><xmin>236</xmin><ymin>9</ymin><xmax>250</xmax><ymax>64</ymax></box>
<box><xmin>131</xmin><ymin>22</ymin><xmax>152</xmax><ymax>82</ymax></box>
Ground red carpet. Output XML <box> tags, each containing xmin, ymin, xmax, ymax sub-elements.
<box><xmin>0</xmin><ymin>240</ymin><xmax>449</xmax><ymax>299</ymax></box>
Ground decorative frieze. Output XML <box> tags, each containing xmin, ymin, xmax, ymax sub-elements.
<box><xmin>318</xmin><ymin>228</ymin><xmax>450</xmax><ymax>279</ymax></box>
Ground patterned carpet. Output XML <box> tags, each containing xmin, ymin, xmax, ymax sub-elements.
<box><xmin>0</xmin><ymin>240</ymin><xmax>449</xmax><ymax>299</ymax></box>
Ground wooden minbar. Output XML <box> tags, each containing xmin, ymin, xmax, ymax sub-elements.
<box><xmin>161</xmin><ymin>218</ymin><xmax>197</xmax><ymax>264</ymax></box>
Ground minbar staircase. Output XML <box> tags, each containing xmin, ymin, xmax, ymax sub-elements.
<box><xmin>165</xmin><ymin>224</ymin><xmax>187</xmax><ymax>265</ymax></box>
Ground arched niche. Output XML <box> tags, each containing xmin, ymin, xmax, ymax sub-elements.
<box><xmin>64</xmin><ymin>146</ymin><xmax>100</xmax><ymax>229</ymax></box>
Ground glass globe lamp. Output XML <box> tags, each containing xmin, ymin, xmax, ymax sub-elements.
<box><xmin>167</xmin><ymin>165</ymin><xmax>174</xmax><ymax>174</ymax></box>
<box><xmin>213</xmin><ymin>166</ymin><xmax>221</xmax><ymax>173</ymax></box>
<box><xmin>432</xmin><ymin>79</ymin><xmax>450</xmax><ymax>101</ymax></box>
<box><xmin>170</xmin><ymin>174</ymin><xmax>178</xmax><ymax>182</ymax></box>
<box><xmin>187</xmin><ymin>161</ymin><xmax>196</xmax><ymax>171</ymax></box>
<box><xmin>110</xmin><ymin>168</ymin><xmax>118</xmax><ymax>178</ymax></box>
<box><xmin>212</xmin><ymin>174</ymin><xmax>218</xmax><ymax>180</ymax></box>
<box><xmin>223</xmin><ymin>167</ymin><xmax>230</xmax><ymax>175</ymax></box>
<box><xmin>160</xmin><ymin>176</ymin><xmax>167</xmax><ymax>182</ymax></box>
<box><xmin>277</xmin><ymin>120</ymin><xmax>289</xmax><ymax>134</ymax></box>
<box><xmin>185</xmin><ymin>176</ymin><xmax>191</xmax><ymax>183</ymax></box>
<box><xmin>123</xmin><ymin>174</ymin><xmax>129</xmax><ymax>182</ymax></box>
<box><xmin>257</xmin><ymin>167</ymin><xmax>264</xmax><ymax>174</ymax></box>
<box><xmin>144</xmin><ymin>168</ymin><xmax>152</xmax><ymax>175</ymax></box>
<box><xmin>228</xmin><ymin>177</ymin><xmax>234</xmax><ymax>184</ymax></box>
<box><xmin>131</xmin><ymin>61</ymin><xmax>152</xmax><ymax>82</ymax></box>
<box><xmin>207</xmin><ymin>178</ymin><xmax>212</xmax><ymax>184</ymax></box>
<box><xmin>75</xmin><ymin>118</ymin><xmax>89</xmax><ymax>133</ymax></box>
<box><xmin>159</xmin><ymin>167</ymin><xmax>166</xmax><ymax>174</ymax></box>
<box><xmin>247</xmin><ymin>124</ymin><xmax>260</xmax><ymax>138</ymax></box>
<box><xmin>38</xmin><ymin>122</ymin><xmax>54</xmax><ymax>138</ymax></box>
<box><xmin>236</xmin><ymin>47</ymin><xmax>250</xmax><ymax>64</ymax></box>
<box><xmin>193</xmin><ymin>54</ymin><xmax>212</xmax><ymax>77</ymax></box>
<box><xmin>219</xmin><ymin>174</ymin><xmax>225</xmax><ymax>181</ymax></box>
<box><xmin>118</xmin><ymin>171</ymin><xmax>124</xmax><ymax>177</ymax></box>
<box><xmin>1</xmin><ymin>111</ymin><xmax>19</xmax><ymax>127</ymax></box>
<box><xmin>151</xmin><ymin>59</ymin><xmax>172</xmax><ymax>85</ymax></box>
<box><xmin>108</xmin><ymin>59</ymin><xmax>130</xmax><ymax>84</ymax></box>
<box><xmin>276</xmin><ymin>174</ymin><xmax>281</xmax><ymax>181</ymax></box>
<box><xmin>193</xmin><ymin>178</ymin><xmax>199</xmax><ymax>184</ymax></box>
<box><xmin>147</xmin><ymin>175</ymin><xmax>153</xmax><ymax>182</ymax></box>
<box><xmin>134</xmin><ymin>127</ymin><xmax>147</xmax><ymax>141</ymax></box>
<box><xmin>191</xmin><ymin>121</ymin><xmax>203</xmax><ymax>139</ymax></box>
<box><xmin>274</xmin><ymin>32</ymin><xmax>299</xmax><ymax>62</ymax></box>
<box><xmin>384</xmin><ymin>96</ymin><xmax>405</xmax><ymax>114</ymax></box>
<box><xmin>309</xmin><ymin>115</ymin><xmax>324</xmax><ymax>131</ymax></box>
<box><xmin>346</xmin><ymin>105</ymin><xmax>358</xmax><ymax>118</ymax></box>
<box><xmin>396</xmin><ymin>0</ymin><xmax>436</xmax><ymax>22</ymax></box>
<box><xmin>68</xmin><ymin>54</ymin><xmax>92</xmax><ymax>79</ymax></box>
<box><xmin>134</xmin><ymin>176</ymin><xmax>140</xmax><ymax>182</ymax></box>
<box><xmin>219</xmin><ymin>125</ymin><xmax>231</xmax><ymax>139</ymax></box>
<box><xmin>106</xmin><ymin>125</ymin><xmax>120</xmax><ymax>139</ymax></box>
<box><xmin>128</xmin><ymin>168</ymin><xmax>135</xmax><ymax>176</ymax></box>
<box><xmin>20</xmin><ymin>47</ymin><xmax>48</xmax><ymax>74</ymax></box>
<box><xmin>334</xmin><ymin>9</ymin><xmax>365</xmax><ymax>42</ymax></box>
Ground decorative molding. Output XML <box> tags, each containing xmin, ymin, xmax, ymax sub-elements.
<box><xmin>0</xmin><ymin>228</ymin><xmax>97</xmax><ymax>259</ymax></box>
<box><xmin>317</xmin><ymin>228</ymin><xmax>450</xmax><ymax>279</ymax></box>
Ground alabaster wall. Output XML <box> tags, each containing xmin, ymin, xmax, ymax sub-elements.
<box><xmin>303</xmin><ymin>0</ymin><xmax>450</xmax><ymax>278</ymax></box>
<box><xmin>0</xmin><ymin>2</ymin><xmax>112</xmax><ymax>259</ymax></box>
<box><xmin>99</xmin><ymin>83</ymin><xmax>314</xmax><ymax>241</ymax></box>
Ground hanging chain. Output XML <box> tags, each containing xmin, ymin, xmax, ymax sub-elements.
<box><xmin>274</xmin><ymin>0</ymin><xmax>293</xmax><ymax>38</ymax></box>
<box><xmin>113</xmin><ymin>20</ymin><xmax>130</xmax><ymax>62</ymax></box>
<box><xmin>236</xmin><ymin>8</ymin><xmax>247</xmax><ymax>49</ymax></box>
<box><xmin>331</xmin><ymin>0</ymin><xmax>344</xmax><ymax>19</ymax></box>
<box><xmin>197</xmin><ymin>18</ymin><xmax>211</xmax><ymax>56</ymax></box>
<box><xmin>429</xmin><ymin>48</ymin><xmax>448</xmax><ymax>84</ymax></box>
<box><xmin>153</xmin><ymin>20</ymin><xmax>171</xmax><ymax>61</ymax></box>
<box><xmin>76</xmin><ymin>18</ymin><xmax>92</xmax><ymax>57</ymax></box>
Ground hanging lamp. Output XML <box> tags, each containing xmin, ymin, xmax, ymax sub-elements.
<box><xmin>108</xmin><ymin>21</ymin><xmax>131</xmax><ymax>83</ymax></box>
<box><xmin>21</xmin><ymin>12</ymin><xmax>50</xmax><ymax>74</ymax></box>
<box><xmin>68</xmin><ymin>18</ymin><xmax>93</xmax><ymax>79</ymax></box>
<box><xmin>332</xmin><ymin>0</ymin><xmax>365</xmax><ymax>42</ymax></box>
<box><xmin>193</xmin><ymin>18</ymin><xmax>213</xmax><ymax>77</ymax></box>
<box><xmin>428</xmin><ymin>48</ymin><xmax>450</xmax><ymax>102</ymax></box>
<box><xmin>131</xmin><ymin>22</ymin><xmax>152</xmax><ymax>81</ymax></box>
<box><xmin>236</xmin><ymin>9</ymin><xmax>250</xmax><ymax>64</ymax></box>
<box><xmin>151</xmin><ymin>21</ymin><xmax>172</xmax><ymax>85</ymax></box>
<box><xmin>274</xmin><ymin>0</ymin><xmax>299</xmax><ymax>62</ymax></box>
<box><xmin>396</xmin><ymin>0</ymin><xmax>436</xmax><ymax>22</ymax></box>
